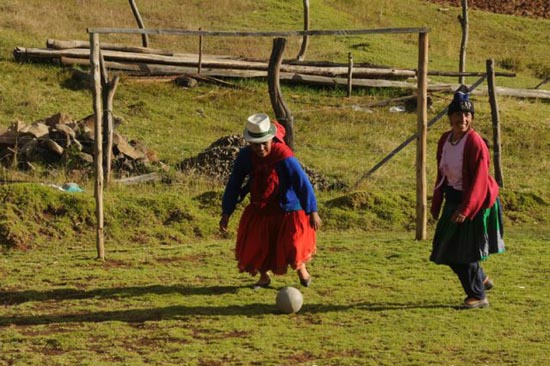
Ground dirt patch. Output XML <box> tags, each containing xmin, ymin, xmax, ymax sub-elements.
<box><xmin>424</xmin><ymin>0</ymin><xmax>550</xmax><ymax>19</ymax></box>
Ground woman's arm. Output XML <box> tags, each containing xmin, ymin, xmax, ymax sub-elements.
<box><xmin>460</xmin><ymin>132</ymin><xmax>491</xmax><ymax>219</ymax></box>
<box><xmin>282</xmin><ymin>157</ymin><xmax>318</xmax><ymax>214</ymax></box>
<box><xmin>221</xmin><ymin>148</ymin><xmax>251</xmax><ymax>217</ymax></box>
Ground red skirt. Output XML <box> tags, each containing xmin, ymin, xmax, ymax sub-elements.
<box><xmin>235</xmin><ymin>204</ymin><xmax>316</xmax><ymax>275</ymax></box>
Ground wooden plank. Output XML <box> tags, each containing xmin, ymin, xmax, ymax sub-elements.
<box><xmin>48</xmin><ymin>38</ymin><xmax>165</xmax><ymax>53</ymax></box>
<box><xmin>87</xmin><ymin>27</ymin><xmax>430</xmax><ymax>37</ymax></box>
<box><xmin>21</xmin><ymin>46</ymin><xmax>516</xmax><ymax>78</ymax></box>
<box><xmin>114</xmin><ymin>173</ymin><xmax>160</xmax><ymax>184</ymax></box>
<box><xmin>56</xmin><ymin>55</ymin><xmax>550</xmax><ymax>98</ymax></box>
<box><xmin>19</xmin><ymin>47</ymin><xmax>416</xmax><ymax>77</ymax></box>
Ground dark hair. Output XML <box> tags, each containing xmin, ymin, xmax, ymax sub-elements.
<box><xmin>448</xmin><ymin>85</ymin><xmax>474</xmax><ymax>116</ymax></box>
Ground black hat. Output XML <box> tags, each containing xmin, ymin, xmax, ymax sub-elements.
<box><xmin>448</xmin><ymin>85</ymin><xmax>474</xmax><ymax>115</ymax></box>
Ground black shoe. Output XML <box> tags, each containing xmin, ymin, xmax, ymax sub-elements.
<box><xmin>299</xmin><ymin>276</ymin><xmax>312</xmax><ymax>287</ymax></box>
<box><xmin>483</xmin><ymin>277</ymin><xmax>494</xmax><ymax>291</ymax></box>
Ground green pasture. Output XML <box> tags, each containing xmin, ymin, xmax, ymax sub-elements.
<box><xmin>1</xmin><ymin>227</ymin><xmax>548</xmax><ymax>366</ymax></box>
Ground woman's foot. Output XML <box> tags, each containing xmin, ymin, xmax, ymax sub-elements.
<box><xmin>462</xmin><ymin>297</ymin><xmax>489</xmax><ymax>309</ymax></box>
<box><xmin>297</xmin><ymin>265</ymin><xmax>312</xmax><ymax>287</ymax></box>
<box><xmin>253</xmin><ymin>273</ymin><xmax>271</xmax><ymax>289</ymax></box>
<box><xmin>483</xmin><ymin>276</ymin><xmax>494</xmax><ymax>291</ymax></box>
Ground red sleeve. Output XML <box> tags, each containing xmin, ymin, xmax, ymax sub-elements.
<box><xmin>459</xmin><ymin>131</ymin><xmax>499</xmax><ymax>218</ymax></box>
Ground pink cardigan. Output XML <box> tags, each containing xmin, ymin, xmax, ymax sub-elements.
<box><xmin>431</xmin><ymin>129</ymin><xmax>499</xmax><ymax>220</ymax></box>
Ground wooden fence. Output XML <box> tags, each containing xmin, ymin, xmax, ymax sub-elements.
<box><xmin>87</xmin><ymin>26</ymin><xmax>430</xmax><ymax>259</ymax></box>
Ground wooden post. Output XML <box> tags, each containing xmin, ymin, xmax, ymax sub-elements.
<box><xmin>198</xmin><ymin>27</ymin><xmax>203</xmax><ymax>74</ymax></box>
<box><xmin>486</xmin><ymin>59</ymin><xmax>504</xmax><ymax>187</ymax></box>
<box><xmin>458</xmin><ymin>0</ymin><xmax>469</xmax><ymax>84</ymax></box>
<box><xmin>297</xmin><ymin>0</ymin><xmax>310</xmax><ymax>61</ymax></box>
<box><xmin>104</xmin><ymin>80</ymin><xmax>120</xmax><ymax>185</ymax></box>
<box><xmin>347</xmin><ymin>52</ymin><xmax>353</xmax><ymax>97</ymax></box>
<box><xmin>268</xmin><ymin>38</ymin><xmax>295</xmax><ymax>150</ymax></box>
<box><xmin>128</xmin><ymin>0</ymin><xmax>149</xmax><ymax>47</ymax></box>
<box><xmin>416</xmin><ymin>32</ymin><xmax>429</xmax><ymax>241</ymax></box>
<box><xmin>99</xmin><ymin>51</ymin><xmax>119</xmax><ymax>186</ymax></box>
<box><xmin>90</xmin><ymin>32</ymin><xmax>105</xmax><ymax>260</ymax></box>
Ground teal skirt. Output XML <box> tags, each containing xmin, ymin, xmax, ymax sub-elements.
<box><xmin>431</xmin><ymin>198</ymin><xmax>505</xmax><ymax>265</ymax></box>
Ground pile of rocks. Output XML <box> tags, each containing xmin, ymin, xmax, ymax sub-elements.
<box><xmin>178</xmin><ymin>135</ymin><xmax>344</xmax><ymax>191</ymax></box>
<box><xmin>0</xmin><ymin>112</ymin><xmax>159</xmax><ymax>175</ymax></box>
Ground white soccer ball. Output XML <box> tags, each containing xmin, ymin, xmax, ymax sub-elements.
<box><xmin>276</xmin><ymin>286</ymin><xmax>303</xmax><ymax>314</ymax></box>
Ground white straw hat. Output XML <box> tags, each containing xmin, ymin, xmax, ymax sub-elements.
<box><xmin>243</xmin><ymin>113</ymin><xmax>277</xmax><ymax>143</ymax></box>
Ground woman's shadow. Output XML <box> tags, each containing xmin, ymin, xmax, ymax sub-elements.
<box><xmin>0</xmin><ymin>285</ymin><xmax>456</xmax><ymax>326</ymax></box>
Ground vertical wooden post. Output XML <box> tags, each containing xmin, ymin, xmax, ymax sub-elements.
<box><xmin>129</xmin><ymin>0</ymin><xmax>149</xmax><ymax>47</ymax></box>
<box><xmin>347</xmin><ymin>52</ymin><xmax>353</xmax><ymax>97</ymax></box>
<box><xmin>268</xmin><ymin>38</ymin><xmax>295</xmax><ymax>150</ymax></box>
<box><xmin>104</xmin><ymin>77</ymin><xmax>120</xmax><ymax>186</ymax></box>
<box><xmin>416</xmin><ymin>32</ymin><xmax>429</xmax><ymax>241</ymax></box>
<box><xmin>198</xmin><ymin>27</ymin><xmax>203</xmax><ymax>74</ymax></box>
<box><xmin>458</xmin><ymin>0</ymin><xmax>469</xmax><ymax>84</ymax></box>
<box><xmin>296</xmin><ymin>0</ymin><xmax>310</xmax><ymax>61</ymax></box>
<box><xmin>90</xmin><ymin>32</ymin><xmax>105</xmax><ymax>260</ymax></box>
<box><xmin>486</xmin><ymin>59</ymin><xmax>504</xmax><ymax>187</ymax></box>
<box><xmin>99</xmin><ymin>52</ymin><xmax>118</xmax><ymax>186</ymax></box>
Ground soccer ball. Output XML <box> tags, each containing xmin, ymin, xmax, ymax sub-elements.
<box><xmin>276</xmin><ymin>286</ymin><xmax>303</xmax><ymax>314</ymax></box>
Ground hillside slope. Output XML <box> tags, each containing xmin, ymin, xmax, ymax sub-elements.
<box><xmin>0</xmin><ymin>0</ymin><xmax>549</xmax><ymax>246</ymax></box>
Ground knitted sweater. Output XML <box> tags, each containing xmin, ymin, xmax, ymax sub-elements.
<box><xmin>431</xmin><ymin>129</ymin><xmax>499</xmax><ymax>219</ymax></box>
<box><xmin>222</xmin><ymin>142</ymin><xmax>318</xmax><ymax>216</ymax></box>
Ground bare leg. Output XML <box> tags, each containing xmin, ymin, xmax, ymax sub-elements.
<box><xmin>254</xmin><ymin>271</ymin><xmax>271</xmax><ymax>288</ymax></box>
<box><xmin>297</xmin><ymin>264</ymin><xmax>311</xmax><ymax>287</ymax></box>
<box><xmin>259</xmin><ymin>271</ymin><xmax>270</xmax><ymax>283</ymax></box>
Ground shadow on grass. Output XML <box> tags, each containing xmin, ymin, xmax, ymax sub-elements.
<box><xmin>0</xmin><ymin>284</ymin><xmax>244</xmax><ymax>305</ymax></box>
<box><xmin>0</xmin><ymin>297</ymin><xmax>457</xmax><ymax>327</ymax></box>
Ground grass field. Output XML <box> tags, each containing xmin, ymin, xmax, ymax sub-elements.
<box><xmin>1</xmin><ymin>227</ymin><xmax>548</xmax><ymax>366</ymax></box>
<box><xmin>1</xmin><ymin>1</ymin><xmax>550</xmax><ymax>365</ymax></box>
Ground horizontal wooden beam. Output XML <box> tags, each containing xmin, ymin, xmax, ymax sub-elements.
<box><xmin>87</xmin><ymin>27</ymin><xmax>430</xmax><ymax>37</ymax></box>
<box><xmin>429</xmin><ymin>70</ymin><xmax>515</xmax><ymax>78</ymax></box>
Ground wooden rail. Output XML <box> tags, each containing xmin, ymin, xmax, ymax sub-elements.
<box><xmin>87</xmin><ymin>27</ymin><xmax>429</xmax><ymax>37</ymax></box>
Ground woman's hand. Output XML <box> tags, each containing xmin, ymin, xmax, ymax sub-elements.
<box><xmin>451</xmin><ymin>211</ymin><xmax>466</xmax><ymax>224</ymax></box>
<box><xmin>309</xmin><ymin>211</ymin><xmax>322</xmax><ymax>231</ymax></box>
<box><xmin>219</xmin><ymin>214</ymin><xmax>230</xmax><ymax>233</ymax></box>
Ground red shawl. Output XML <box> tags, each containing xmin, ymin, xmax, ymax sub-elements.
<box><xmin>249</xmin><ymin>142</ymin><xmax>293</xmax><ymax>210</ymax></box>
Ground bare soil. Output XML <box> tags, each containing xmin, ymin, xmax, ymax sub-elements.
<box><xmin>424</xmin><ymin>0</ymin><xmax>550</xmax><ymax>19</ymax></box>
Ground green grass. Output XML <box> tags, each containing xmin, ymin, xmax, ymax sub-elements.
<box><xmin>1</xmin><ymin>1</ymin><xmax>550</xmax><ymax>365</ymax></box>
<box><xmin>1</xmin><ymin>227</ymin><xmax>548</xmax><ymax>365</ymax></box>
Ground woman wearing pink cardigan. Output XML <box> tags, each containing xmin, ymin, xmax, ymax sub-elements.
<box><xmin>430</xmin><ymin>86</ymin><xmax>505</xmax><ymax>309</ymax></box>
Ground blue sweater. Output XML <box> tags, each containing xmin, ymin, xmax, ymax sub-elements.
<box><xmin>222</xmin><ymin>146</ymin><xmax>318</xmax><ymax>216</ymax></box>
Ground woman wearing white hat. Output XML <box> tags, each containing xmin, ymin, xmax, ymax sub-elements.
<box><xmin>220</xmin><ymin>113</ymin><xmax>321</xmax><ymax>288</ymax></box>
